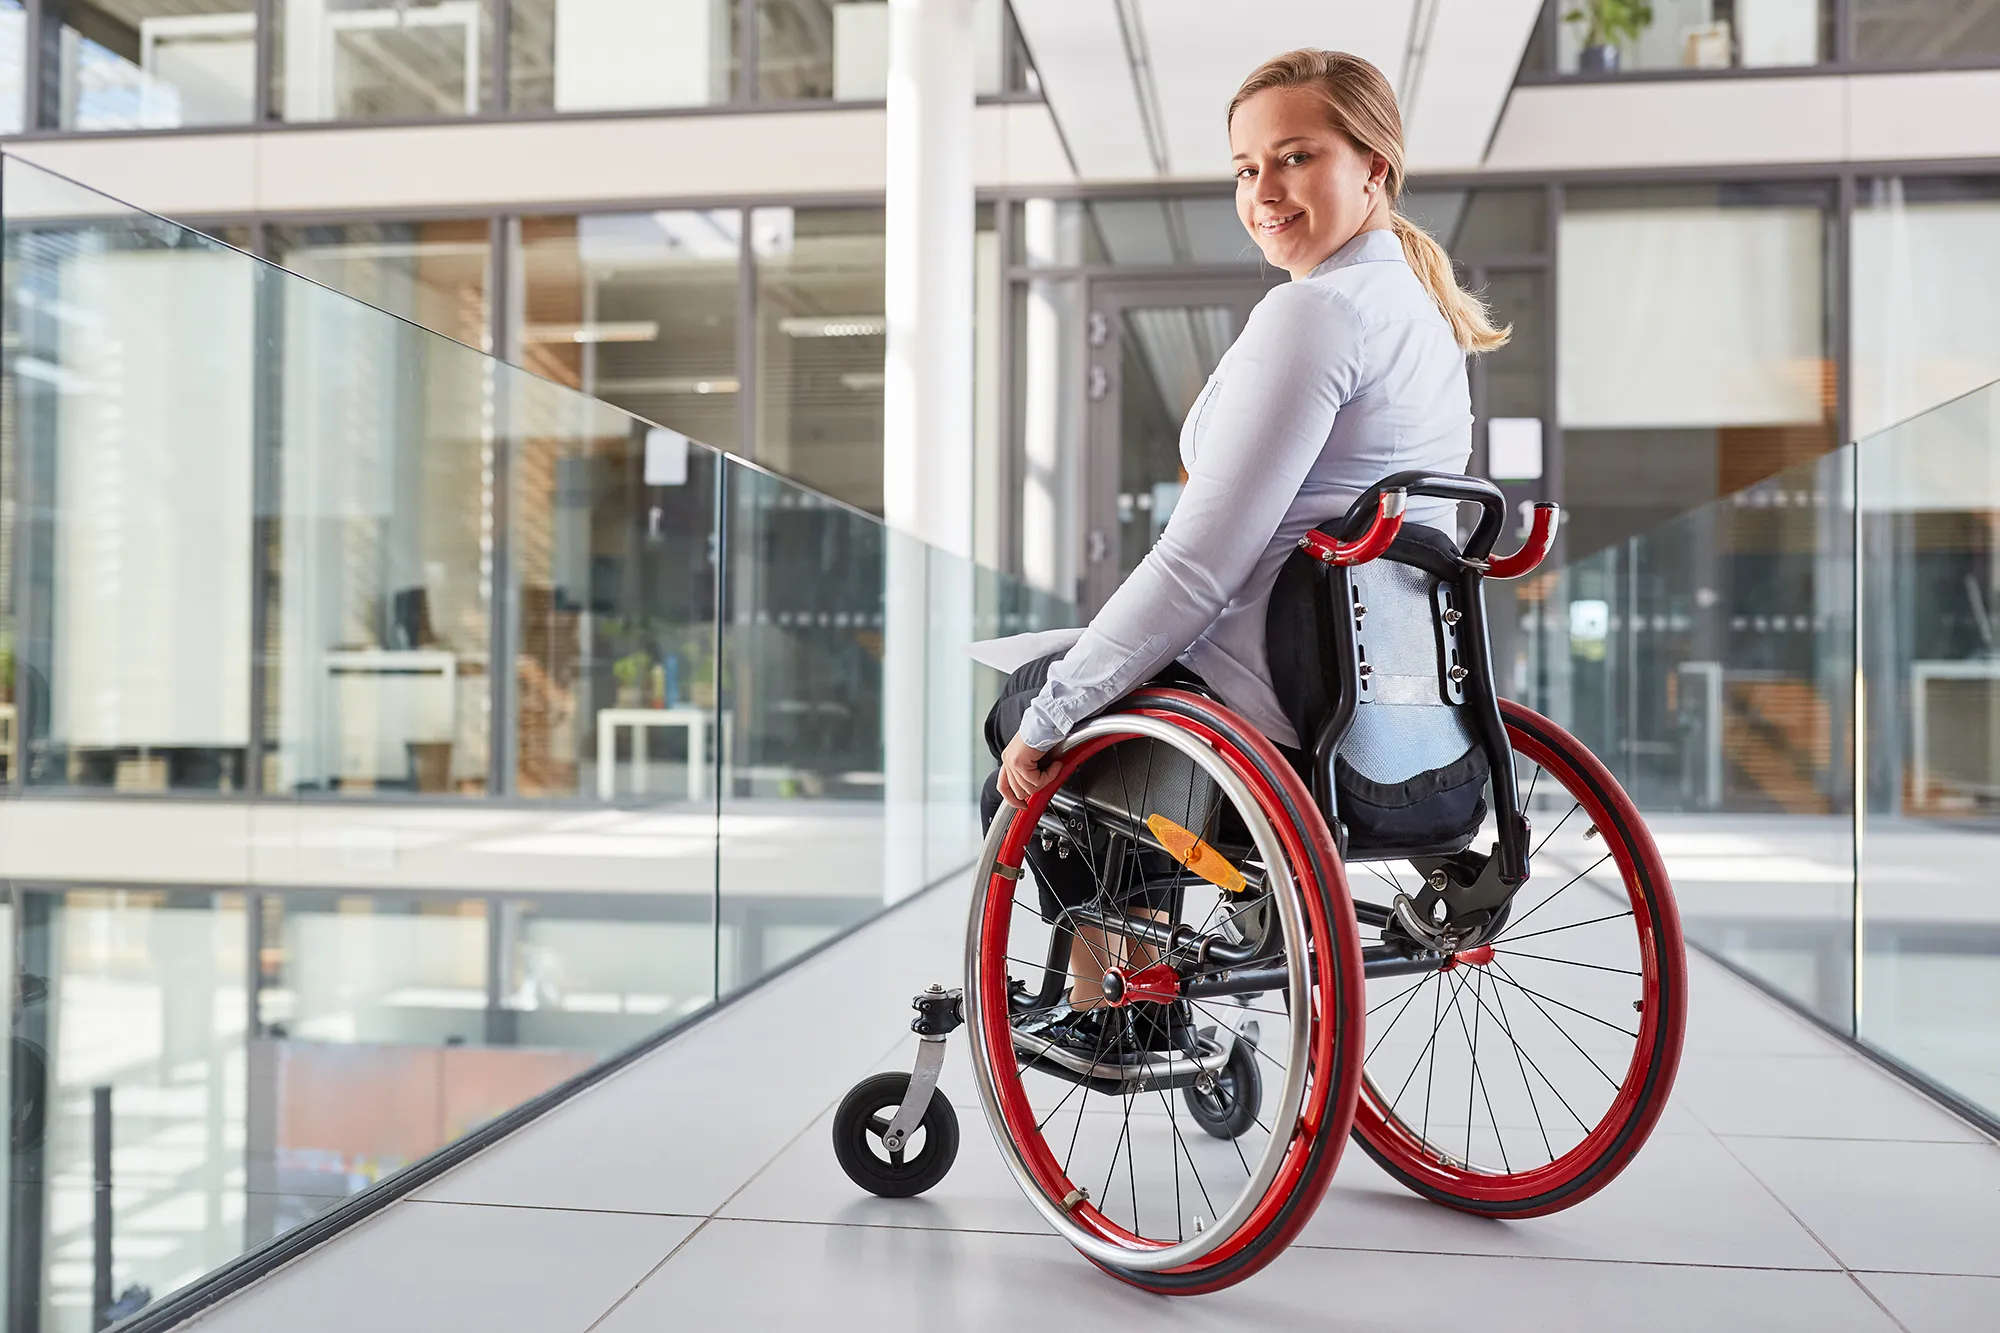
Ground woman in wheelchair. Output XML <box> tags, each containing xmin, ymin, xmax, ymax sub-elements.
<box><xmin>837</xmin><ymin>49</ymin><xmax>1686</xmax><ymax>1297</ymax></box>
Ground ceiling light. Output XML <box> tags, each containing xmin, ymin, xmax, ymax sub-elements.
<box><xmin>778</xmin><ymin>315</ymin><xmax>886</xmax><ymax>338</ymax></box>
<box><xmin>523</xmin><ymin>321</ymin><xmax>660</xmax><ymax>344</ymax></box>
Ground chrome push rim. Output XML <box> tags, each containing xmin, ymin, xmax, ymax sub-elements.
<box><xmin>964</xmin><ymin>713</ymin><xmax>1312</xmax><ymax>1272</ymax></box>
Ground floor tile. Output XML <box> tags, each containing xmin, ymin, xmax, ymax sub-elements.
<box><xmin>1296</xmin><ymin>1125</ymin><xmax>1837</xmax><ymax>1269</ymax></box>
<box><xmin>189</xmin><ymin>1201</ymin><xmax>696</xmax><ymax>1333</ymax></box>
<box><xmin>1725</xmin><ymin>1137</ymin><xmax>2000</xmax><ymax>1276</ymax></box>
<box><xmin>1673</xmin><ymin>1053</ymin><xmax>1981</xmax><ymax>1142</ymax></box>
<box><xmin>1855</xmin><ymin>1270</ymin><xmax>2000</xmax><ymax>1333</ymax></box>
<box><xmin>594</xmin><ymin>1217</ymin><xmax>1898</xmax><ymax>1333</ymax></box>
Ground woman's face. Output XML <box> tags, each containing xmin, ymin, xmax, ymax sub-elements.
<box><xmin>1230</xmin><ymin>86</ymin><xmax>1389</xmax><ymax>279</ymax></box>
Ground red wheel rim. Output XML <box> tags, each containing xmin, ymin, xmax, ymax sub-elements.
<box><xmin>1349</xmin><ymin>701</ymin><xmax>1687</xmax><ymax>1211</ymax></box>
<box><xmin>973</xmin><ymin>710</ymin><xmax>1353</xmax><ymax>1271</ymax></box>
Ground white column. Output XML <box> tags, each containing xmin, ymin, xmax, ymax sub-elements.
<box><xmin>882</xmin><ymin>0</ymin><xmax>977</xmax><ymax>903</ymax></box>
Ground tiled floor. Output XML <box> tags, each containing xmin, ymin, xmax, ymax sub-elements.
<box><xmin>187</xmin><ymin>880</ymin><xmax>2000</xmax><ymax>1333</ymax></box>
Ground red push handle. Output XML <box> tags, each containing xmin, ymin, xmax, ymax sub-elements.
<box><xmin>1300</xmin><ymin>489</ymin><xmax>1406</xmax><ymax>567</ymax></box>
<box><xmin>1485</xmin><ymin>503</ymin><xmax>1560</xmax><ymax>579</ymax></box>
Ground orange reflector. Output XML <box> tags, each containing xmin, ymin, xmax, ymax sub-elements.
<box><xmin>1145</xmin><ymin>814</ymin><xmax>1247</xmax><ymax>894</ymax></box>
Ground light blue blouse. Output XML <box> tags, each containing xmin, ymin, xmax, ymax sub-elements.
<box><xmin>1018</xmin><ymin>227</ymin><xmax>1474</xmax><ymax>752</ymax></box>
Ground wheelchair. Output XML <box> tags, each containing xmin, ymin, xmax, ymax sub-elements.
<box><xmin>832</xmin><ymin>472</ymin><xmax>1688</xmax><ymax>1295</ymax></box>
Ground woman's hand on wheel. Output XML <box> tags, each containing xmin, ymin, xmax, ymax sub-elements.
<box><xmin>997</xmin><ymin>732</ymin><xmax>1052</xmax><ymax>807</ymax></box>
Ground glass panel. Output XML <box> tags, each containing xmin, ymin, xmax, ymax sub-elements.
<box><xmin>1010</xmin><ymin>197</ymin><xmax>1261</xmax><ymax>269</ymax></box>
<box><xmin>750</xmin><ymin>206</ymin><xmax>885</xmax><ymax>513</ymax></box>
<box><xmin>32</xmin><ymin>890</ymin><xmax>243</xmax><ymax>1328</ymax></box>
<box><xmin>757</xmin><ymin>0</ymin><xmax>1007</xmax><ymax>100</ymax></box>
<box><xmin>497</xmin><ymin>895</ymin><xmax>716</xmax><ymax>1049</ymax></box>
<box><xmin>265</xmin><ymin>255</ymin><xmax>495</xmax><ymax>796</ymax></box>
<box><xmin>269</xmin><ymin>220</ymin><xmax>492</xmax><ymax>349</ymax></box>
<box><xmin>1554</xmin><ymin>0</ymin><xmax>1829</xmax><ymax>73</ymax></box>
<box><xmin>0</xmin><ymin>1</ymin><xmax>23</xmax><ymax>135</ymax></box>
<box><xmin>5</xmin><ymin>169</ymin><xmax>255</xmax><ymax>792</ymax></box>
<box><xmin>1560</xmin><ymin>184</ymin><xmax>1835</xmax><ymax>560</ymax></box>
<box><xmin>1851</xmin><ymin>176</ymin><xmax>2000</xmax><ymax>442</ymax></box>
<box><xmin>514</xmin><ymin>211</ymin><xmax>742</xmax><ymax>452</ymax></box>
<box><xmin>1113</xmin><ymin>304</ymin><xmax>1234</xmax><ymax>582</ymax></box>
<box><xmin>717</xmin><ymin>460</ymin><xmax>887</xmax><ymax>992</ymax></box>
<box><xmin>1860</xmin><ymin>378</ymin><xmax>2000</xmax><ymax>1115</ymax></box>
<box><xmin>507</xmin><ymin>398</ymin><xmax>722</xmax><ymax>804</ymax></box>
<box><xmin>275</xmin><ymin>0</ymin><xmax>494</xmax><ymax>121</ymax></box>
<box><xmin>59</xmin><ymin>0</ymin><xmax>256</xmax><ymax>130</ymax></box>
<box><xmin>1854</xmin><ymin>0</ymin><xmax>2000</xmax><ymax>63</ymax></box>
<box><xmin>509</xmin><ymin>0</ymin><xmax>736</xmax><ymax>111</ymax></box>
<box><xmin>1521</xmin><ymin>450</ymin><xmax>1856</xmax><ymax>1028</ymax></box>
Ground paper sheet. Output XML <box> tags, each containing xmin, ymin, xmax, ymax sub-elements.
<box><xmin>965</xmin><ymin>627</ymin><xmax>1085</xmax><ymax>673</ymax></box>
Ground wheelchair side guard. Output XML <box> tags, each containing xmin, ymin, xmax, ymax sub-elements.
<box><xmin>881</xmin><ymin>985</ymin><xmax>964</xmax><ymax>1156</ymax></box>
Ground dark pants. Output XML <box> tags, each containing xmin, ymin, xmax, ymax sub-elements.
<box><xmin>980</xmin><ymin>653</ymin><xmax>1208</xmax><ymax>916</ymax></box>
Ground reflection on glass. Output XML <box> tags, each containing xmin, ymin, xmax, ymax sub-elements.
<box><xmin>1518</xmin><ymin>451</ymin><xmax>1856</xmax><ymax>1026</ymax></box>
<box><xmin>270</xmin><ymin>220</ymin><xmax>491</xmax><ymax>347</ymax></box>
<box><xmin>267</xmin><ymin>263</ymin><xmax>494</xmax><ymax>795</ymax></box>
<box><xmin>59</xmin><ymin>0</ymin><xmax>255</xmax><ymax>129</ymax></box>
<box><xmin>31</xmin><ymin>891</ymin><xmax>242</xmax><ymax>1329</ymax></box>
<box><xmin>1851</xmin><ymin>176</ymin><xmax>2000</xmax><ymax>442</ymax></box>
<box><xmin>1011</xmin><ymin>196</ymin><xmax>1259</xmax><ymax>269</ymax></box>
<box><xmin>751</xmin><ymin>206</ymin><xmax>885</xmax><ymax>512</ymax></box>
<box><xmin>497</xmin><ymin>896</ymin><xmax>716</xmax><ymax>1048</ymax></box>
<box><xmin>717</xmin><ymin>462</ymin><xmax>887</xmax><ymax>990</ymax></box>
<box><xmin>1559</xmin><ymin>184</ymin><xmax>1834</xmax><ymax>559</ymax></box>
<box><xmin>1854</xmin><ymin>0</ymin><xmax>2000</xmax><ymax>63</ymax></box>
<box><xmin>508</xmin><ymin>399</ymin><xmax>721</xmax><ymax>805</ymax></box>
<box><xmin>6</xmin><ymin>191</ymin><xmax>256</xmax><ymax>792</ymax></box>
<box><xmin>277</xmin><ymin>0</ymin><xmax>492</xmax><ymax>121</ymax></box>
<box><xmin>509</xmin><ymin>0</ymin><xmax>735</xmax><ymax>110</ymax></box>
<box><xmin>515</xmin><ymin>211</ymin><xmax>741</xmax><ymax>452</ymax></box>
<box><xmin>1553</xmin><ymin>0</ymin><xmax>1828</xmax><ymax>73</ymax></box>
<box><xmin>1860</xmin><ymin>379</ymin><xmax>2000</xmax><ymax>1113</ymax></box>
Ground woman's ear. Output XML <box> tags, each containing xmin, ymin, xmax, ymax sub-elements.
<box><xmin>1368</xmin><ymin>152</ymin><xmax>1391</xmax><ymax>194</ymax></box>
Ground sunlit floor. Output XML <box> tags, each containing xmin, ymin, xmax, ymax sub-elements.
<box><xmin>183</xmin><ymin>869</ymin><xmax>2000</xmax><ymax>1333</ymax></box>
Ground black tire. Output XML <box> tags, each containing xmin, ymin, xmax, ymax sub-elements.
<box><xmin>832</xmin><ymin>1071</ymin><xmax>960</xmax><ymax>1198</ymax></box>
<box><xmin>1182</xmin><ymin>1033</ymin><xmax>1261</xmax><ymax>1140</ymax></box>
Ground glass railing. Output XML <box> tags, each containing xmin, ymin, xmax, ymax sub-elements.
<box><xmin>1502</xmin><ymin>377</ymin><xmax>2000</xmax><ymax>1129</ymax></box>
<box><xmin>0</xmin><ymin>153</ymin><xmax>1072</xmax><ymax>1330</ymax></box>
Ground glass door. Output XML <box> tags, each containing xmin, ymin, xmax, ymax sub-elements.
<box><xmin>1081</xmin><ymin>279</ymin><xmax>1272</xmax><ymax>612</ymax></box>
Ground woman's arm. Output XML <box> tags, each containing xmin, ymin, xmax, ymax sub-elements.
<box><xmin>1015</xmin><ymin>282</ymin><xmax>1368</xmax><ymax>754</ymax></box>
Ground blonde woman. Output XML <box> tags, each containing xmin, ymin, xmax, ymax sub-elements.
<box><xmin>982</xmin><ymin>49</ymin><xmax>1510</xmax><ymax>1057</ymax></box>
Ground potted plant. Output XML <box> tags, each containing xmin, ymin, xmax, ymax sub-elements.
<box><xmin>612</xmin><ymin>652</ymin><xmax>651</xmax><ymax>708</ymax></box>
<box><xmin>1564</xmin><ymin>0</ymin><xmax>1652</xmax><ymax>73</ymax></box>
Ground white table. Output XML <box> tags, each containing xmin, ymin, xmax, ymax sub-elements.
<box><xmin>596</xmin><ymin>707</ymin><xmax>729</xmax><ymax>802</ymax></box>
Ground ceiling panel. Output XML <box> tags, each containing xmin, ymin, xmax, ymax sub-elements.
<box><xmin>1013</xmin><ymin>0</ymin><xmax>1540</xmax><ymax>182</ymax></box>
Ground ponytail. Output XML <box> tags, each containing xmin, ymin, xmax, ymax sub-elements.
<box><xmin>1230</xmin><ymin>49</ymin><xmax>1511</xmax><ymax>355</ymax></box>
<box><xmin>1391</xmin><ymin>212</ymin><xmax>1510</xmax><ymax>354</ymax></box>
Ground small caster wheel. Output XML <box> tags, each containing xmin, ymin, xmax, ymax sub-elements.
<box><xmin>1183</xmin><ymin>1032</ymin><xmax>1261</xmax><ymax>1140</ymax></box>
<box><xmin>833</xmin><ymin>1071</ymin><xmax>959</xmax><ymax>1197</ymax></box>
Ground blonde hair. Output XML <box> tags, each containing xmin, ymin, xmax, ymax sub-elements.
<box><xmin>1228</xmin><ymin>49</ymin><xmax>1510</xmax><ymax>354</ymax></box>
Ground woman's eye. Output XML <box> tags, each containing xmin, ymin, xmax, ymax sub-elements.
<box><xmin>1285</xmin><ymin>152</ymin><xmax>1310</xmax><ymax>166</ymax></box>
<box><xmin>1235</xmin><ymin>166</ymin><xmax>1256</xmax><ymax>180</ymax></box>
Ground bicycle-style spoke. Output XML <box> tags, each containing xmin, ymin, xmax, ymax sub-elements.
<box><xmin>1497</xmin><ymin>851</ymin><xmax>1613</xmax><ymax>940</ymax></box>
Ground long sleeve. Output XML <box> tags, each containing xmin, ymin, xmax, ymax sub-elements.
<box><xmin>1016</xmin><ymin>282</ymin><xmax>1368</xmax><ymax>750</ymax></box>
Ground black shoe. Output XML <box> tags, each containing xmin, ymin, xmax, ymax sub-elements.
<box><xmin>1130</xmin><ymin>1001</ymin><xmax>1196</xmax><ymax>1054</ymax></box>
<box><xmin>1019</xmin><ymin>1004</ymin><xmax>1136</xmax><ymax>1064</ymax></box>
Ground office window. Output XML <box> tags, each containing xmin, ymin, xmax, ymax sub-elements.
<box><xmin>264</xmin><ymin>223</ymin><xmax>495</xmax><ymax>795</ymax></box>
<box><xmin>508</xmin><ymin>0</ymin><xmax>737</xmax><ymax>112</ymax></box>
<box><xmin>1853</xmin><ymin>0</ymin><xmax>2000</xmax><ymax>62</ymax></box>
<box><xmin>513</xmin><ymin>211</ymin><xmax>742</xmax><ymax>452</ymax></box>
<box><xmin>1551</xmin><ymin>0</ymin><xmax>1829</xmax><ymax>74</ymax></box>
<box><xmin>1558</xmin><ymin>184</ymin><xmax>1834</xmax><ymax>556</ymax></box>
<box><xmin>1852</xmin><ymin>177</ymin><xmax>2000</xmax><ymax>441</ymax></box>
<box><xmin>758</xmin><ymin>0</ymin><xmax>1009</xmax><ymax>100</ymax></box>
<box><xmin>59</xmin><ymin>0</ymin><xmax>254</xmax><ymax>130</ymax></box>
<box><xmin>1009</xmin><ymin>196</ymin><xmax>1261</xmax><ymax>269</ymax></box>
<box><xmin>275</xmin><ymin>0</ymin><xmax>493</xmax><ymax>121</ymax></box>
<box><xmin>7</xmin><ymin>216</ymin><xmax>257</xmax><ymax>791</ymax></box>
<box><xmin>751</xmin><ymin>206</ymin><xmax>885</xmax><ymax>513</ymax></box>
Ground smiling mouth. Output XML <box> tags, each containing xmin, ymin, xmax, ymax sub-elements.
<box><xmin>1258</xmin><ymin>211</ymin><xmax>1303</xmax><ymax>235</ymax></box>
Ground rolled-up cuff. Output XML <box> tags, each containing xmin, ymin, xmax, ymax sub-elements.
<box><xmin>1016</xmin><ymin>698</ymin><xmax>1068</xmax><ymax>752</ymax></box>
